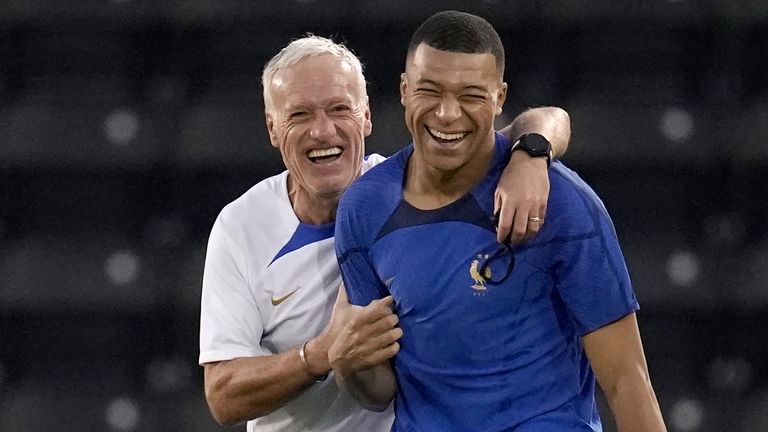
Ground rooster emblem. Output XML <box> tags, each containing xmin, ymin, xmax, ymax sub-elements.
<box><xmin>469</xmin><ymin>254</ymin><xmax>492</xmax><ymax>291</ymax></box>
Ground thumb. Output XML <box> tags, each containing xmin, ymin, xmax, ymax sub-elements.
<box><xmin>335</xmin><ymin>281</ymin><xmax>350</xmax><ymax>306</ymax></box>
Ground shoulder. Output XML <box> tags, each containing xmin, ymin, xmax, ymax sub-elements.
<box><xmin>211</xmin><ymin>171</ymin><xmax>294</xmax><ymax>259</ymax></box>
<box><xmin>341</xmin><ymin>147</ymin><xmax>409</xmax><ymax>211</ymax></box>
<box><xmin>336</xmin><ymin>148</ymin><xmax>410</xmax><ymax>244</ymax></box>
<box><xmin>362</xmin><ymin>153</ymin><xmax>387</xmax><ymax>173</ymax></box>
<box><xmin>544</xmin><ymin>162</ymin><xmax>615</xmax><ymax>237</ymax></box>
<box><xmin>217</xmin><ymin>171</ymin><xmax>289</xmax><ymax>229</ymax></box>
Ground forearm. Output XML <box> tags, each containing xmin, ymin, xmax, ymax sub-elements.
<box><xmin>204</xmin><ymin>340</ymin><xmax>331</xmax><ymax>425</ymax></box>
<box><xmin>335</xmin><ymin>363</ymin><xmax>396</xmax><ymax>412</ymax></box>
<box><xmin>604</xmin><ymin>370</ymin><xmax>667</xmax><ymax>432</ymax></box>
<box><xmin>499</xmin><ymin>106</ymin><xmax>571</xmax><ymax>158</ymax></box>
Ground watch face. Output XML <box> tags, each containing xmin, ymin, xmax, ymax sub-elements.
<box><xmin>523</xmin><ymin>133</ymin><xmax>551</xmax><ymax>155</ymax></box>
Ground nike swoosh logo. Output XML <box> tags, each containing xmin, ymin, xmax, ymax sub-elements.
<box><xmin>271</xmin><ymin>287</ymin><xmax>301</xmax><ymax>306</ymax></box>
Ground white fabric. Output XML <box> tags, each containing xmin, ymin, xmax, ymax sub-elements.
<box><xmin>200</xmin><ymin>154</ymin><xmax>393</xmax><ymax>432</ymax></box>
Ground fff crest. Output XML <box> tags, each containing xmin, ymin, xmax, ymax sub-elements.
<box><xmin>469</xmin><ymin>254</ymin><xmax>492</xmax><ymax>293</ymax></box>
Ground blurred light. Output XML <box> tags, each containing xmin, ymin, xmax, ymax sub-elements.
<box><xmin>708</xmin><ymin>356</ymin><xmax>753</xmax><ymax>393</ymax></box>
<box><xmin>670</xmin><ymin>398</ymin><xmax>704</xmax><ymax>432</ymax></box>
<box><xmin>666</xmin><ymin>250</ymin><xmax>700</xmax><ymax>287</ymax></box>
<box><xmin>703</xmin><ymin>212</ymin><xmax>746</xmax><ymax>246</ymax></box>
<box><xmin>104</xmin><ymin>108</ymin><xmax>140</xmax><ymax>146</ymax></box>
<box><xmin>145</xmin><ymin>215</ymin><xmax>188</xmax><ymax>247</ymax></box>
<box><xmin>660</xmin><ymin>107</ymin><xmax>694</xmax><ymax>143</ymax></box>
<box><xmin>146</xmin><ymin>358</ymin><xmax>190</xmax><ymax>393</ymax></box>
<box><xmin>105</xmin><ymin>396</ymin><xmax>141</xmax><ymax>432</ymax></box>
<box><xmin>104</xmin><ymin>250</ymin><xmax>140</xmax><ymax>286</ymax></box>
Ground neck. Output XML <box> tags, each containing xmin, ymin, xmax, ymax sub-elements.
<box><xmin>404</xmin><ymin>136</ymin><xmax>495</xmax><ymax>210</ymax></box>
<box><xmin>287</xmin><ymin>175</ymin><xmax>339</xmax><ymax>225</ymax></box>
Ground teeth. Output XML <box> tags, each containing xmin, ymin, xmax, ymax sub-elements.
<box><xmin>308</xmin><ymin>147</ymin><xmax>342</xmax><ymax>158</ymax></box>
<box><xmin>428</xmin><ymin>128</ymin><xmax>468</xmax><ymax>141</ymax></box>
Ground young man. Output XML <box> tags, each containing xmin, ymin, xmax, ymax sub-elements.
<box><xmin>332</xmin><ymin>11</ymin><xmax>667</xmax><ymax>432</ymax></box>
<box><xmin>199</xmin><ymin>35</ymin><xmax>571</xmax><ymax>431</ymax></box>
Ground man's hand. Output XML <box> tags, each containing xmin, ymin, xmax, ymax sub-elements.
<box><xmin>328</xmin><ymin>288</ymin><xmax>402</xmax><ymax>376</ymax></box>
<box><xmin>495</xmin><ymin>106</ymin><xmax>571</xmax><ymax>244</ymax></box>
<box><xmin>494</xmin><ymin>151</ymin><xmax>549</xmax><ymax>244</ymax></box>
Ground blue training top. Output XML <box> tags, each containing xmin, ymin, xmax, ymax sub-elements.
<box><xmin>335</xmin><ymin>133</ymin><xmax>639</xmax><ymax>432</ymax></box>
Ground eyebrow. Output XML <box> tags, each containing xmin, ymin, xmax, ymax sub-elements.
<box><xmin>417</xmin><ymin>79</ymin><xmax>488</xmax><ymax>93</ymax></box>
<box><xmin>285</xmin><ymin>96</ymin><xmax>354</xmax><ymax>111</ymax></box>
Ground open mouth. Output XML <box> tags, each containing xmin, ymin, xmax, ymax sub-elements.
<box><xmin>307</xmin><ymin>146</ymin><xmax>343</xmax><ymax>163</ymax></box>
<box><xmin>426</xmin><ymin>127</ymin><xmax>469</xmax><ymax>143</ymax></box>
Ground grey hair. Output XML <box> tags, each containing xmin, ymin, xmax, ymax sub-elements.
<box><xmin>261</xmin><ymin>35</ymin><xmax>367</xmax><ymax>111</ymax></box>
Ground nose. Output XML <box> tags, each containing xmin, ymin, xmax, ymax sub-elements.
<box><xmin>435</xmin><ymin>95</ymin><xmax>462</xmax><ymax>124</ymax></box>
<box><xmin>309</xmin><ymin>110</ymin><xmax>336</xmax><ymax>141</ymax></box>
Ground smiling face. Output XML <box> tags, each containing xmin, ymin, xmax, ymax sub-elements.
<box><xmin>266</xmin><ymin>54</ymin><xmax>371</xmax><ymax>218</ymax></box>
<box><xmin>401</xmin><ymin>43</ymin><xmax>506</xmax><ymax>178</ymax></box>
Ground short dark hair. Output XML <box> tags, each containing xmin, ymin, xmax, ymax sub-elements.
<box><xmin>407</xmin><ymin>10</ymin><xmax>505</xmax><ymax>75</ymax></box>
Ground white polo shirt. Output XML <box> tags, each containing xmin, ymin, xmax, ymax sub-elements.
<box><xmin>199</xmin><ymin>154</ymin><xmax>393</xmax><ymax>432</ymax></box>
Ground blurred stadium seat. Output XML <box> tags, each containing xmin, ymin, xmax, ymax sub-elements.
<box><xmin>0</xmin><ymin>235</ymin><xmax>162</xmax><ymax>312</ymax></box>
<box><xmin>175</xmin><ymin>102</ymin><xmax>276</xmax><ymax>169</ymax></box>
<box><xmin>737</xmin><ymin>389</ymin><xmax>768</xmax><ymax>432</ymax></box>
<box><xmin>0</xmin><ymin>101</ymin><xmax>165</xmax><ymax>168</ymax></box>
<box><xmin>722</xmin><ymin>242</ymin><xmax>768</xmax><ymax>308</ymax></box>
<box><xmin>174</xmin><ymin>245</ymin><xmax>206</xmax><ymax>312</ymax></box>
<box><xmin>0</xmin><ymin>380</ymin><xmax>117</xmax><ymax>431</ymax></box>
<box><xmin>365</xmin><ymin>99</ymin><xmax>411</xmax><ymax>157</ymax></box>
<box><xmin>729</xmin><ymin>104</ymin><xmax>768</xmax><ymax>166</ymax></box>
<box><xmin>564</xmin><ymin>102</ymin><xmax>717</xmax><ymax>166</ymax></box>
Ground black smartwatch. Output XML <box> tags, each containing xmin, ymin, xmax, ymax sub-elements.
<box><xmin>511</xmin><ymin>133</ymin><xmax>553</xmax><ymax>166</ymax></box>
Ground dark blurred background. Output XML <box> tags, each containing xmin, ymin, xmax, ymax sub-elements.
<box><xmin>1</xmin><ymin>1</ymin><xmax>767</xmax><ymax>431</ymax></box>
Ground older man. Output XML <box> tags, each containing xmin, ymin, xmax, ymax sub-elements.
<box><xmin>199</xmin><ymin>35</ymin><xmax>571</xmax><ymax>431</ymax></box>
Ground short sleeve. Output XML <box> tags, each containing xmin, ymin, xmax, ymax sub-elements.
<box><xmin>552</xmin><ymin>183</ymin><xmax>639</xmax><ymax>336</ymax></box>
<box><xmin>335</xmin><ymin>197</ymin><xmax>387</xmax><ymax>307</ymax></box>
<box><xmin>199</xmin><ymin>214</ymin><xmax>267</xmax><ymax>364</ymax></box>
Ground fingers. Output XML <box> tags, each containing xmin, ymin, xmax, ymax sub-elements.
<box><xmin>362</xmin><ymin>341</ymin><xmax>401</xmax><ymax>366</ymax></box>
<box><xmin>345</xmin><ymin>319</ymin><xmax>402</xmax><ymax>368</ymax></box>
<box><xmin>349</xmin><ymin>296</ymin><xmax>396</xmax><ymax>331</ymax></box>
<box><xmin>494</xmin><ymin>201</ymin><xmax>513</xmax><ymax>244</ymax></box>
<box><xmin>328</xmin><ymin>296</ymin><xmax>403</xmax><ymax>373</ymax></box>
<box><xmin>496</xmin><ymin>150</ymin><xmax>551</xmax><ymax>244</ymax></box>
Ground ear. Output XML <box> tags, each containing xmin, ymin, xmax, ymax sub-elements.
<box><xmin>363</xmin><ymin>101</ymin><xmax>373</xmax><ymax>137</ymax></box>
<box><xmin>265</xmin><ymin>112</ymin><xmax>279</xmax><ymax>149</ymax></box>
<box><xmin>495</xmin><ymin>82</ymin><xmax>508</xmax><ymax>116</ymax></box>
<box><xmin>399</xmin><ymin>72</ymin><xmax>407</xmax><ymax>107</ymax></box>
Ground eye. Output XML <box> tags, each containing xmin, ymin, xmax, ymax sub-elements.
<box><xmin>461</xmin><ymin>94</ymin><xmax>487</xmax><ymax>101</ymax></box>
<box><xmin>330</xmin><ymin>105</ymin><xmax>351</xmax><ymax>114</ymax></box>
<box><xmin>415</xmin><ymin>88</ymin><xmax>439</xmax><ymax>95</ymax></box>
<box><xmin>289</xmin><ymin>111</ymin><xmax>309</xmax><ymax>120</ymax></box>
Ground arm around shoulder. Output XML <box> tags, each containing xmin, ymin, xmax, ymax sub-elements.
<box><xmin>499</xmin><ymin>106</ymin><xmax>571</xmax><ymax>158</ymax></box>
